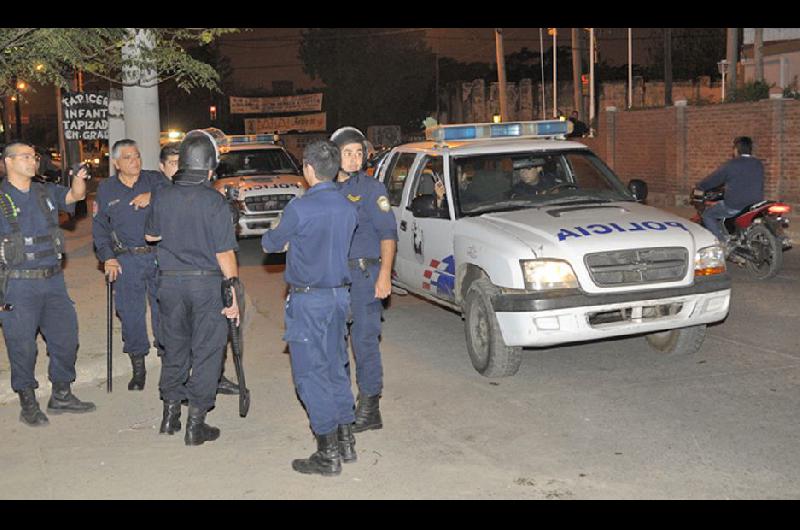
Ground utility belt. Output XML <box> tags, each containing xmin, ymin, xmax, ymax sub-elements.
<box><xmin>159</xmin><ymin>270</ymin><xmax>223</xmax><ymax>277</ymax></box>
<box><xmin>289</xmin><ymin>285</ymin><xmax>348</xmax><ymax>294</ymax></box>
<box><xmin>0</xmin><ymin>230</ymin><xmax>64</xmax><ymax>267</ymax></box>
<box><xmin>114</xmin><ymin>245</ymin><xmax>156</xmax><ymax>256</ymax></box>
<box><xmin>5</xmin><ymin>264</ymin><xmax>62</xmax><ymax>280</ymax></box>
<box><xmin>348</xmin><ymin>257</ymin><xmax>381</xmax><ymax>272</ymax></box>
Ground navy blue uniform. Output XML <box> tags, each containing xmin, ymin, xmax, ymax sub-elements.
<box><xmin>337</xmin><ymin>171</ymin><xmax>397</xmax><ymax>398</ymax></box>
<box><xmin>0</xmin><ymin>179</ymin><xmax>77</xmax><ymax>392</ymax></box>
<box><xmin>146</xmin><ymin>178</ymin><xmax>237</xmax><ymax>412</ymax></box>
<box><xmin>262</xmin><ymin>181</ymin><xmax>357</xmax><ymax>435</ymax></box>
<box><xmin>93</xmin><ymin>170</ymin><xmax>168</xmax><ymax>358</ymax></box>
<box><xmin>698</xmin><ymin>155</ymin><xmax>765</xmax><ymax>240</ymax></box>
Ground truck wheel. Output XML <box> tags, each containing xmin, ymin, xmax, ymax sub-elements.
<box><xmin>745</xmin><ymin>224</ymin><xmax>782</xmax><ymax>280</ymax></box>
<box><xmin>645</xmin><ymin>324</ymin><xmax>706</xmax><ymax>355</ymax></box>
<box><xmin>464</xmin><ymin>279</ymin><xmax>522</xmax><ymax>377</ymax></box>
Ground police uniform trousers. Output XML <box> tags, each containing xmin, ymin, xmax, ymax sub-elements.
<box><xmin>0</xmin><ymin>274</ymin><xmax>78</xmax><ymax>392</ymax></box>
<box><xmin>157</xmin><ymin>276</ymin><xmax>227</xmax><ymax>412</ymax></box>
<box><xmin>348</xmin><ymin>261</ymin><xmax>384</xmax><ymax>398</ymax></box>
<box><xmin>115</xmin><ymin>253</ymin><xmax>159</xmax><ymax>357</ymax></box>
<box><xmin>284</xmin><ymin>287</ymin><xmax>354</xmax><ymax>435</ymax></box>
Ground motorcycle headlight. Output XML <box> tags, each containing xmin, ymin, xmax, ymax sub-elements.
<box><xmin>694</xmin><ymin>245</ymin><xmax>726</xmax><ymax>276</ymax></box>
<box><xmin>520</xmin><ymin>259</ymin><xmax>579</xmax><ymax>290</ymax></box>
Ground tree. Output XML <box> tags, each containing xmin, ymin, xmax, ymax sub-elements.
<box><xmin>0</xmin><ymin>28</ymin><xmax>238</xmax><ymax>97</ymax></box>
<box><xmin>299</xmin><ymin>28</ymin><xmax>435</xmax><ymax>131</ymax></box>
<box><xmin>645</xmin><ymin>28</ymin><xmax>726</xmax><ymax>81</ymax></box>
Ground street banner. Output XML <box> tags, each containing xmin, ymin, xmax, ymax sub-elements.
<box><xmin>244</xmin><ymin>112</ymin><xmax>327</xmax><ymax>134</ymax></box>
<box><xmin>62</xmin><ymin>92</ymin><xmax>109</xmax><ymax>141</ymax></box>
<box><xmin>230</xmin><ymin>93</ymin><xmax>323</xmax><ymax>114</ymax></box>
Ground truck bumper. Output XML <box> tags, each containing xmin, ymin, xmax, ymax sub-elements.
<box><xmin>492</xmin><ymin>275</ymin><xmax>731</xmax><ymax>347</ymax></box>
<box><xmin>237</xmin><ymin>214</ymin><xmax>280</xmax><ymax>238</ymax></box>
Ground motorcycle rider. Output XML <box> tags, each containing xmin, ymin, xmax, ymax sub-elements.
<box><xmin>696</xmin><ymin>136</ymin><xmax>764</xmax><ymax>245</ymax></box>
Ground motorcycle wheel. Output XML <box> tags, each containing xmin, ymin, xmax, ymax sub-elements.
<box><xmin>745</xmin><ymin>224</ymin><xmax>782</xmax><ymax>280</ymax></box>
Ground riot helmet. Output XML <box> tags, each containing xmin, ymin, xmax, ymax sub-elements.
<box><xmin>330</xmin><ymin>126</ymin><xmax>368</xmax><ymax>177</ymax></box>
<box><xmin>174</xmin><ymin>129</ymin><xmax>219</xmax><ymax>184</ymax></box>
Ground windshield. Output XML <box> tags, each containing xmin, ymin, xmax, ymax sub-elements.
<box><xmin>451</xmin><ymin>149</ymin><xmax>633</xmax><ymax>215</ymax></box>
<box><xmin>217</xmin><ymin>148</ymin><xmax>298</xmax><ymax>177</ymax></box>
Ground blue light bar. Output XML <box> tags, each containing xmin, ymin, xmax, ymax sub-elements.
<box><xmin>426</xmin><ymin>119</ymin><xmax>573</xmax><ymax>142</ymax></box>
<box><xmin>225</xmin><ymin>133</ymin><xmax>279</xmax><ymax>145</ymax></box>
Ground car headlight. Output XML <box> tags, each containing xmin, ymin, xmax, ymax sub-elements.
<box><xmin>520</xmin><ymin>259</ymin><xmax>579</xmax><ymax>290</ymax></box>
<box><xmin>694</xmin><ymin>245</ymin><xmax>726</xmax><ymax>276</ymax></box>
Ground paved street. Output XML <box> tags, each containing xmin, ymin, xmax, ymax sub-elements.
<box><xmin>1</xmin><ymin>212</ymin><xmax>799</xmax><ymax>499</ymax></box>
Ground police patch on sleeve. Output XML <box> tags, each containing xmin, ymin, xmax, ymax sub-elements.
<box><xmin>377</xmin><ymin>195</ymin><xmax>390</xmax><ymax>212</ymax></box>
<box><xmin>92</xmin><ymin>200</ymin><xmax>98</xmax><ymax>218</ymax></box>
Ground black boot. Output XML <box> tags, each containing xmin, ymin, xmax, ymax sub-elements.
<box><xmin>216</xmin><ymin>374</ymin><xmax>240</xmax><ymax>395</ymax></box>
<box><xmin>352</xmin><ymin>393</ymin><xmax>382</xmax><ymax>433</ymax></box>
<box><xmin>159</xmin><ymin>400</ymin><xmax>182</xmax><ymax>435</ymax></box>
<box><xmin>17</xmin><ymin>389</ymin><xmax>49</xmax><ymax>427</ymax></box>
<box><xmin>337</xmin><ymin>424</ymin><xmax>357</xmax><ymax>463</ymax></box>
<box><xmin>128</xmin><ymin>354</ymin><xmax>146</xmax><ymax>391</ymax></box>
<box><xmin>47</xmin><ymin>382</ymin><xmax>96</xmax><ymax>414</ymax></box>
<box><xmin>184</xmin><ymin>406</ymin><xmax>220</xmax><ymax>446</ymax></box>
<box><xmin>292</xmin><ymin>431</ymin><xmax>341</xmax><ymax>476</ymax></box>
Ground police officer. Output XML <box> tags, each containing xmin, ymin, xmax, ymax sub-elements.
<box><xmin>93</xmin><ymin>139</ymin><xmax>169</xmax><ymax>391</ymax></box>
<box><xmin>159</xmin><ymin>142</ymin><xmax>180</xmax><ymax>181</ymax></box>
<box><xmin>330</xmin><ymin>127</ymin><xmax>397</xmax><ymax>433</ymax></box>
<box><xmin>262</xmin><ymin>141</ymin><xmax>358</xmax><ymax>476</ymax></box>
<box><xmin>145</xmin><ymin>130</ymin><xmax>239</xmax><ymax>446</ymax></box>
<box><xmin>0</xmin><ymin>141</ymin><xmax>95</xmax><ymax>426</ymax></box>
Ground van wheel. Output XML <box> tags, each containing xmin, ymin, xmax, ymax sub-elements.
<box><xmin>464</xmin><ymin>279</ymin><xmax>522</xmax><ymax>377</ymax></box>
<box><xmin>645</xmin><ymin>324</ymin><xmax>706</xmax><ymax>355</ymax></box>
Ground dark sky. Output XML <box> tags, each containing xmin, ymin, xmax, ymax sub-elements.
<box><xmin>219</xmin><ymin>28</ymin><xmax>662</xmax><ymax>93</ymax></box>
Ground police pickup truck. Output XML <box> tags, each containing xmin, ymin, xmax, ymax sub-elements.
<box><xmin>377</xmin><ymin>120</ymin><xmax>731</xmax><ymax>377</ymax></box>
<box><xmin>211</xmin><ymin>132</ymin><xmax>306</xmax><ymax>238</ymax></box>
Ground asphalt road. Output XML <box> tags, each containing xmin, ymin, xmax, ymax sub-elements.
<box><xmin>0</xmin><ymin>234</ymin><xmax>798</xmax><ymax>499</ymax></box>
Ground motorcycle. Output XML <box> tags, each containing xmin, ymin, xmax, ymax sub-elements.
<box><xmin>690</xmin><ymin>187</ymin><xmax>792</xmax><ymax>279</ymax></box>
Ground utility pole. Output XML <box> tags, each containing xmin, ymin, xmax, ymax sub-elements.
<box><xmin>122</xmin><ymin>28</ymin><xmax>161</xmax><ymax>170</ymax></box>
<box><xmin>552</xmin><ymin>28</ymin><xmax>558</xmax><ymax>117</ymax></box>
<box><xmin>628</xmin><ymin>28</ymin><xmax>633</xmax><ymax>109</ymax></box>
<box><xmin>589</xmin><ymin>28</ymin><xmax>595</xmax><ymax>131</ymax></box>
<box><xmin>664</xmin><ymin>28</ymin><xmax>673</xmax><ymax>106</ymax></box>
<box><xmin>754</xmin><ymin>28</ymin><xmax>764</xmax><ymax>82</ymax></box>
<box><xmin>726</xmin><ymin>28</ymin><xmax>739</xmax><ymax>98</ymax></box>
<box><xmin>495</xmin><ymin>28</ymin><xmax>508</xmax><ymax>122</ymax></box>
<box><xmin>539</xmin><ymin>28</ymin><xmax>546</xmax><ymax>119</ymax></box>
<box><xmin>571</xmin><ymin>28</ymin><xmax>583</xmax><ymax>119</ymax></box>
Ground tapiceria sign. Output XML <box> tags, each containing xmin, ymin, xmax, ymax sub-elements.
<box><xmin>61</xmin><ymin>92</ymin><xmax>109</xmax><ymax>141</ymax></box>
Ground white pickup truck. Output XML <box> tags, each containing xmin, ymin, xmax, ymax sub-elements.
<box><xmin>377</xmin><ymin>120</ymin><xmax>731</xmax><ymax>377</ymax></box>
<box><xmin>211</xmin><ymin>133</ymin><xmax>306</xmax><ymax>238</ymax></box>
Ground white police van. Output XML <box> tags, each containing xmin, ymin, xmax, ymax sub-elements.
<box><xmin>211</xmin><ymin>132</ymin><xmax>305</xmax><ymax>238</ymax></box>
<box><xmin>377</xmin><ymin>120</ymin><xmax>731</xmax><ymax>377</ymax></box>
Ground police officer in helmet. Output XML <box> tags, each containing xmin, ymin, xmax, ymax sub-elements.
<box><xmin>145</xmin><ymin>130</ymin><xmax>240</xmax><ymax>446</ymax></box>
<box><xmin>1</xmin><ymin>141</ymin><xmax>95</xmax><ymax>426</ymax></box>
<box><xmin>330</xmin><ymin>126</ymin><xmax>398</xmax><ymax>433</ymax></box>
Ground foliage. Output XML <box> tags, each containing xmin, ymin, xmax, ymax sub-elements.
<box><xmin>0</xmin><ymin>28</ymin><xmax>238</xmax><ymax>97</ymax></box>
<box><xmin>644</xmin><ymin>28</ymin><xmax>726</xmax><ymax>81</ymax></box>
<box><xmin>729</xmin><ymin>80</ymin><xmax>771</xmax><ymax>102</ymax></box>
<box><xmin>299</xmin><ymin>28</ymin><xmax>435</xmax><ymax>131</ymax></box>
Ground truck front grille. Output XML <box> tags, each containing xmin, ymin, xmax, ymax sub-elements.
<box><xmin>584</xmin><ymin>247</ymin><xmax>688</xmax><ymax>287</ymax></box>
<box><xmin>244</xmin><ymin>194</ymin><xmax>295</xmax><ymax>213</ymax></box>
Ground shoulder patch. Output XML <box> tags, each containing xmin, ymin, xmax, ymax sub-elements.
<box><xmin>377</xmin><ymin>195</ymin><xmax>390</xmax><ymax>212</ymax></box>
<box><xmin>92</xmin><ymin>200</ymin><xmax>98</xmax><ymax>218</ymax></box>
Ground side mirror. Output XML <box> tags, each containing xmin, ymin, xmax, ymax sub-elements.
<box><xmin>628</xmin><ymin>179</ymin><xmax>648</xmax><ymax>203</ymax></box>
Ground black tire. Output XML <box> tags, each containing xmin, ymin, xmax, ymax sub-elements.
<box><xmin>645</xmin><ymin>324</ymin><xmax>706</xmax><ymax>355</ymax></box>
<box><xmin>463</xmin><ymin>278</ymin><xmax>522</xmax><ymax>377</ymax></box>
<box><xmin>745</xmin><ymin>224</ymin><xmax>782</xmax><ymax>280</ymax></box>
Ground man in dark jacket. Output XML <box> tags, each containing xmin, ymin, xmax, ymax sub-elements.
<box><xmin>696</xmin><ymin>136</ymin><xmax>764</xmax><ymax>242</ymax></box>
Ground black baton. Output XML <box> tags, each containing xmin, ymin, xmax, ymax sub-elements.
<box><xmin>222</xmin><ymin>278</ymin><xmax>250</xmax><ymax>417</ymax></box>
<box><xmin>106</xmin><ymin>278</ymin><xmax>113</xmax><ymax>393</ymax></box>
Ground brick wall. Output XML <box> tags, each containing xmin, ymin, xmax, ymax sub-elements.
<box><xmin>582</xmin><ymin>99</ymin><xmax>800</xmax><ymax>206</ymax></box>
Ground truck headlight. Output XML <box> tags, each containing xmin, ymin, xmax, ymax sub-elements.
<box><xmin>694</xmin><ymin>245</ymin><xmax>726</xmax><ymax>276</ymax></box>
<box><xmin>520</xmin><ymin>259</ymin><xmax>579</xmax><ymax>290</ymax></box>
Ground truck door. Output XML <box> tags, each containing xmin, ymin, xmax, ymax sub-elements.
<box><xmin>380</xmin><ymin>151</ymin><xmax>421</xmax><ymax>288</ymax></box>
<box><xmin>403</xmin><ymin>155</ymin><xmax>457</xmax><ymax>302</ymax></box>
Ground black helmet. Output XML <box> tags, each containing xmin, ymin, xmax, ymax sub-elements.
<box><xmin>179</xmin><ymin>129</ymin><xmax>219</xmax><ymax>171</ymax></box>
<box><xmin>330</xmin><ymin>126</ymin><xmax>368</xmax><ymax>172</ymax></box>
